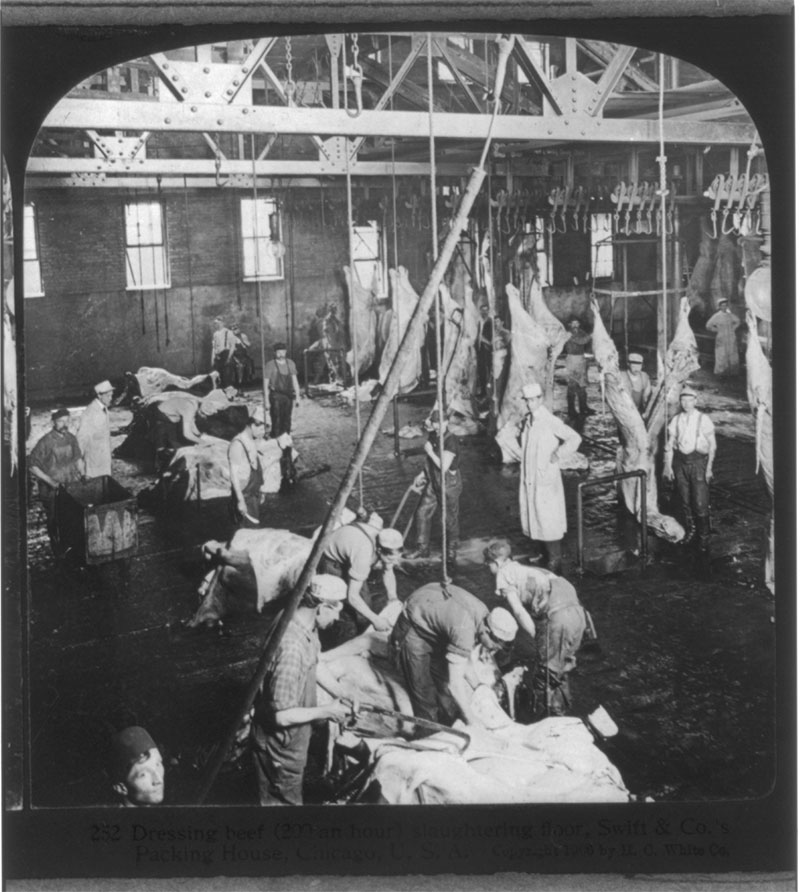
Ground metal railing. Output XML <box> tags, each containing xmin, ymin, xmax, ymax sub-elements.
<box><xmin>576</xmin><ymin>468</ymin><xmax>648</xmax><ymax>575</ymax></box>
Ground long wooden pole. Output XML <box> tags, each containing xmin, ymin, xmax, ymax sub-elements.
<box><xmin>193</xmin><ymin>163</ymin><xmax>487</xmax><ymax>804</ymax></box>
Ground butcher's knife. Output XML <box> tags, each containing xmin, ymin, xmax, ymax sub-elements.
<box><xmin>348</xmin><ymin>702</ymin><xmax>471</xmax><ymax>755</ymax></box>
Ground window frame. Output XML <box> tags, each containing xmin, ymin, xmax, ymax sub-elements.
<box><xmin>532</xmin><ymin>216</ymin><xmax>553</xmax><ymax>287</ymax></box>
<box><xmin>23</xmin><ymin>203</ymin><xmax>45</xmax><ymax>298</ymax></box>
<box><xmin>240</xmin><ymin>196</ymin><xmax>285</xmax><ymax>282</ymax></box>
<box><xmin>590</xmin><ymin>213</ymin><xmax>615</xmax><ymax>280</ymax></box>
<box><xmin>351</xmin><ymin>220</ymin><xmax>388</xmax><ymax>298</ymax></box>
<box><xmin>124</xmin><ymin>199</ymin><xmax>171</xmax><ymax>291</ymax></box>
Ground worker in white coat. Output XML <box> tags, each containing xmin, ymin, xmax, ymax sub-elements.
<box><xmin>504</xmin><ymin>381</ymin><xmax>582</xmax><ymax>574</ymax></box>
<box><xmin>76</xmin><ymin>379</ymin><xmax>114</xmax><ymax>478</ymax></box>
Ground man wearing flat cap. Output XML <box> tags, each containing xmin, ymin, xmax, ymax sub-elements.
<box><xmin>251</xmin><ymin>574</ymin><xmax>352</xmax><ymax>805</ymax></box>
<box><xmin>705</xmin><ymin>298</ymin><xmax>741</xmax><ymax>377</ymax></box>
<box><xmin>109</xmin><ymin>725</ymin><xmax>165</xmax><ymax>807</ymax></box>
<box><xmin>29</xmin><ymin>408</ymin><xmax>84</xmax><ymax>551</ymax></box>
<box><xmin>663</xmin><ymin>384</ymin><xmax>717</xmax><ymax>556</ymax></box>
<box><xmin>76</xmin><ymin>380</ymin><xmax>114</xmax><ymax>478</ymax></box>
<box><xmin>390</xmin><ymin>581</ymin><xmax>518</xmax><ymax>729</ymax></box>
<box><xmin>620</xmin><ymin>353</ymin><xmax>652</xmax><ymax>414</ymax></box>
<box><xmin>504</xmin><ymin>380</ymin><xmax>582</xmax><ymax>574</ymax></box>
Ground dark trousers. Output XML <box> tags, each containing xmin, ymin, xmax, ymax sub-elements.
<box><xmin>214</xmin><ymin>351</ymin><xmax>234</xmax><ymax>388</ymax></box>
<box><xmin>567</xmin><ymin>380</ymin><xmax>589</xmax><ymax>417</ymax></box>
<box><xmin>673</xmin><ymin>451</ymin><xmax>710</xmax><ymax>546</ymax></box>
<box><xmin>476</xmin><ymin>347</ymin><xmax>492</xmax><ymax>396</ymax></box>
<box><xmin>392</xmin><ymin>615</ymin><xmax>457</xmax><ymax>726</ymax></box>
<box><xmin>269</xmin><ymin>392</ymin><xmax>294</xmax><ymax>438</ymax></box>
<box><xmin>413</xmin><ymin>472</ymin><xmax>462</xmax><ymax>558</ymax></box>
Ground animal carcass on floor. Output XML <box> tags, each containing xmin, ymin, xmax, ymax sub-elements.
<box><xmin>317</xmin><ymin>607</ymin><xmax>630</xmax><ymax>805</ymax></box>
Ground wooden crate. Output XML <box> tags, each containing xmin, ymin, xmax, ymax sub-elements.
<box><xmin>56</xmin><ymin>476</ymin><xmax>138</xmax><ymax>565</ymax></box>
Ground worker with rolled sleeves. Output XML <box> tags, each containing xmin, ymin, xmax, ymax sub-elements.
<box><xmin>318</xmin><ymin>512</ymin><xmax>404</xmax><ymax>646</ymax></box>
<box><xmin>620</xmin><ymin>353</ymin><xmax>652</xmax><ymax>413</ymax></box>
<box><xmin>484</xmin><ymin>539</ymin><xmax>589</xmax><ymax>716</ymax></box>
<box><xmin>76</xmin><ymin>379</ymin><xmax>114</xmax><ymax>478</ymax></box>
<box><xmin>108</xmin><ymin>725</ymin><xmax>165</xmax><ymax>807</ymax></box>
<box><xmin>228</xmin><ymin>406</ymin><xmax>268</xmax><ymax>528</ymax></box>
<box><xmin>390</xmin><ymin>581</ymin><xmax>518</xmax><ymax>729</ymax></box>
<box><xmin>251</xmin><ymin>574</ymin><xmax>352</xmax><ymax>806</ymax></box>
<box><xmin>663</xmin><ymin>384</ymin><xmax>717</xmax><ymax>555</ymax></box>
<box><xmin>505</xmin><ymin>380</ymin><xmax>582</xmax><ymax>574</ymax></box>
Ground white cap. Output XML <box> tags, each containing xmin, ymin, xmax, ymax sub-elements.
<box><xmin>521</xmin><ymin>381</ymin><xmax>543</xmax><ymax>400</ymax></box>
<box><xmin>377</xmin><ymin>528</ymin><xmax>404</xmax><ymax>551</ymax></box>
<box><xmin>628</xmin><ymin>353</ymin><xmax>643</xmax><ymax>364</ymax></box>
<box><xmin>487</xmin><ymin>607</ymin><xmax>518</xmax><ymax>642</ymax></box>
<box><xmin>680</xmin><ymin>384</ymin><xmax>697</xmax><ymax>398</ymax></box>
<box><xmin>249</xmin><ymin>406</ymin><xmax>267</xmax><ymax>425</ymax></box>
<box><xmin>94</xmin><ymin>380</ymin><xmax>113</xmax><ymax>395</ymax></box>
<box><xmin>309</xmin><ymin>574</ymin><xmax>347</xmax><ymax>603</ymax></box>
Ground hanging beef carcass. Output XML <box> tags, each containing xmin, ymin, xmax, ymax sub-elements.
<box><xmin>378</xmin><ymin>267</ymin><xmax>424</xmax><ymax>396</ymax></box>
<box><xmin>187</xmin><ymin>510</ymin><xmax>356</xmax><ymax>628</ymax></box>
<box><xmin>440</xmin><ymin>280</ymin><xmax>479</xmax><ymax>420</ymax></box>
<box><xmin>590</xmin><ymin>298</ymin><xmax>685</xmax><ymax>542</ymax></box>
<box><xmin>710</xmin><ymin>233</ymin><xmax>740</xmax><ymax>313</ymax></box>
<box><xmin>317</xmin><ymin>611</ymin><xmax>630</xmax><ymax>804</ymax></box>
<box><xmin>528</xmin><ymin>277</ymin><xmax>569</xmax><ymax>404</ymax></box>
<box><xmin>686</xmin><ymin>225</ymin><xmax>718</xmax><ymax>312</ymax></box>
<box><xmin>343</xmin><ymin>265</ymin><xmax>379</xmax><ymax>381</ymax></box>
<box><xmin>494</xmin><ymin>282</ymin><xmax>550</xmax><ymax>463</ymax></box>
<box><xmin>745</xmin><ymin>304</ymin><xmax>774</xmax><ymax>593</ymax></box>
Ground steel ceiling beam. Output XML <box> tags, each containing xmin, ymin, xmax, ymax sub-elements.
<box><xmin>41</xmin><ymin>98</ymin><xmax>758</xmax><ymax>145</ymax></box>
<box><xmin>586</xmin><ymin>45</ymin><xmax>637</xmax><ymax>116</ymax></box>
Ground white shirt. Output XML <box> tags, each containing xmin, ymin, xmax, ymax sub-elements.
<box><xmin>667</xmin><ymin>410</ymin><xmax>715</xmax><ymax>456</ymax></box>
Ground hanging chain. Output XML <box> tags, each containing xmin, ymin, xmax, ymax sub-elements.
<box><xmin>284</xmin><ymin>35</ymin><xmax>296</xmax><ymax>106</ymax></box>
<box><xmin>345</xmin><ymin>32</ymin><xmax>364</xmax><ymax>117</ymax></box>
<box><xmin>350</xmin><ymin>32</ymin><xmax>360</xmax><ymax>73</ymax></box>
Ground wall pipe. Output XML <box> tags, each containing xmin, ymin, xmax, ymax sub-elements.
<box><xmin>193</xmin><ymin>163</ymin><xmax>487</xmax><ymax>804</ymax></box>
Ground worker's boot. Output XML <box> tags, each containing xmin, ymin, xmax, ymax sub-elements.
<box><xmin>280</xmin><ymin>447</ymin><xmax>297</xmax><ymax>486</ymax></box>
<box><xmin>579</xmin><ymin>391</ymin><xmax>595</xmax><ymax>416</ymax></box>
<box><xmin>696</xmin><ymin>516</ymin><xmax>712</xmax><ymax>576</ymax></box>
<box><xmin>679</xmin><ymin>515</ymin><xmax>696</xmax><ymax>547</ymax></box>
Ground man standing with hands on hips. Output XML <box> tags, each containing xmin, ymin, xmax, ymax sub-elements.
<box><xmin>505</xmin><ymin>381</ymin><xmax>582</xmax><ymax>574</ymax></box>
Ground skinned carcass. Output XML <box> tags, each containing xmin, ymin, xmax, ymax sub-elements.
<box><xmin>318</xmin><ymin>609</ymin><xmax>630</xmax><ymax>805</ymax></box>
<box><xmin>685</xmin><ymin>225</ymin><xmax>718</xmax><ymax>312</ymax></box>
<box><xmin>745</xmin><ymin>309</ymin><xmax>774</xmax><ymax>593</ymax></box>
<box><xmin>118</xmin><ymin>367</ymin><xmax>220</xmax><ymax>404</ymax></box>
<box><xmin>378</xmin><ymin>267</ymin><xmax>424</xmax><ymax>396</ymax></box>
<box><xmin>527</xmin><ymin>277</ymin><xmax>569</xmax><ymax>404</ymax></box>
<box><xmin>187</xmin><ymin>510</ymin><xmax>357</xmax><ymax>628</ymax></box>
<box><xmin>590</xmin><ymin>299</ymin><xmax>684</xmax><ymax>542</ymax></box>
<box><xmin>440</xmin><ymin>281</ymin><xmax>479</xmax><ymax>420</ymax></box>
<box><xmin>710</xmin><ymin>233</ymin><xmax>740</xmax><ymax>311</ymax></box>
<box><xmin>161</xmin><ymin>435</ymin><xmax>289</xmax><ymax>505</ymax></box>
<box><xmin>343</xmin><ymin>265</ymin><xmax>379</xmax><ymax>380</ymax></box>
<box><xmin>494</xmin><ymin>283</ymin><xmax>550</xmax><ymax>463</ymax></box>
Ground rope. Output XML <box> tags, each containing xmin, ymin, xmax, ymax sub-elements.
<box><xmin>657</xmin><ymin>54</ymin><xmax>669</xmax><ymax>439</ymax></box>
<box><xmin>344</xmin><ymin>41</ymin><xmax>364</xmax><ymax>508</ymax></box>
<box><xmin>251</xmin><ymin>134</ymin><xmax>269</xmax><ymax>415</ymax></box>
<box><xmin>389</xmin><ymin>36</ymin><xmax>402</xmax><ymax>458</ymax></box>
<box><xmin>427</xmin><ymin>33</ymin><xmax>448</xmax><ymax>581</ymax></box>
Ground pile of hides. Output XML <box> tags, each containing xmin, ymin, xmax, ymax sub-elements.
<box><xmin>162</xmin><ymin>435</ymin><xmax>293</xmax><ymax>503</ymax></box>
<box><xmin>340</xmin><ymin>380</ymin><xmax>379</xmax><ymax>405</ymax></box>
<box><xmin>378</xmin><ymin>267</ymin><xmax>424</xmax><ymax>396</ymax></box>
<box><xmin>188</xmin><ymin>511</ymin><xmax>357</xmax><ymax>628</ymax></box>
<box><xmin>318</xmin><ymin>607</ymin><xmax>630</xmax><ymax>805</ymax></box>
<box><xmin>343</xmin><ymin>265</ymin><xmax>379</xmax><ymax>380</ymax></box>
<box><xmin>382</xmin><ymin>424</ymin><xmax>424</xmax><ymax>440</ymax></box>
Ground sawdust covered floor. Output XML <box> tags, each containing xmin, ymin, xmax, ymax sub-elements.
<box><xmin>19</xmin><ymin>370</ymin><xmax>775</xmax><ymax>806</ymax></box>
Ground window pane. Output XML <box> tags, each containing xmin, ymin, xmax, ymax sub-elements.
<box><xmin>591</xmin><ymin>215</ymin><xmax>614</xmax><ymax>278</ymax></box>
<box><xmin>125</xmin><ymin>201</ymin><xmax>163</xmax><ymax>246</ymax></box>
<box><xmin>241</xmin><ymin>198</ymin><xmax>274</xmax><ymax>238</ymax></box>
<box><xmin>354</xmin><ymin>259</ymin><xmax>378</xmax><ymax>290</ymax></box>
<box><xmin>240</xmin><ymin>197</ymin><xmax>282</xmax><ymax>279</ymax></box>
<box><xmin>24</xmin><ymin>258</ymin><xmax>42</xmax><ymax>296</ymax></box>
<box><xmin>126</xmin><ymin>245</ymin><xmax>168</xmax><ymax>287</ymax></box>
<box><xmin>23</xmin><ymin>206</ymin><xmax>38</xmax><ymax>259</ymax></box>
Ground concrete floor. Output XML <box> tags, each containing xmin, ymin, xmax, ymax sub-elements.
<box><xmin>13</xmin><ymin>361</ymin><xmax>776</xmax><ymax>808</ymax></box>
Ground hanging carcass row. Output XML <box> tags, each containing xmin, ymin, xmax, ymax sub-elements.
<box><xmin>590</xmin><ymin>297</ymin><xmax>692</xmax><ymax>542</ymax></box>
<box><xmin>343</xmin><ymin>265</ymin><xmax>379</xmax><ymax>382</ymax></box>
<box><xmin>316</xmin><ymin>607</ymin><xmax>630</xmax><ymax>804</ymax></box>
<box><xmin>528</xmin><ymin>277</ymin><xmax>569</xmax><ymax>404</ymax></box>
<box><xmin>378</xmin><ymin>267</ymin><xmax>424</xmax><ymax>397</ymax></box>
<box><xmin>744</xmin><ymin>266</ymin><xmax>773</xmax><ymax>593</ymax></box>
